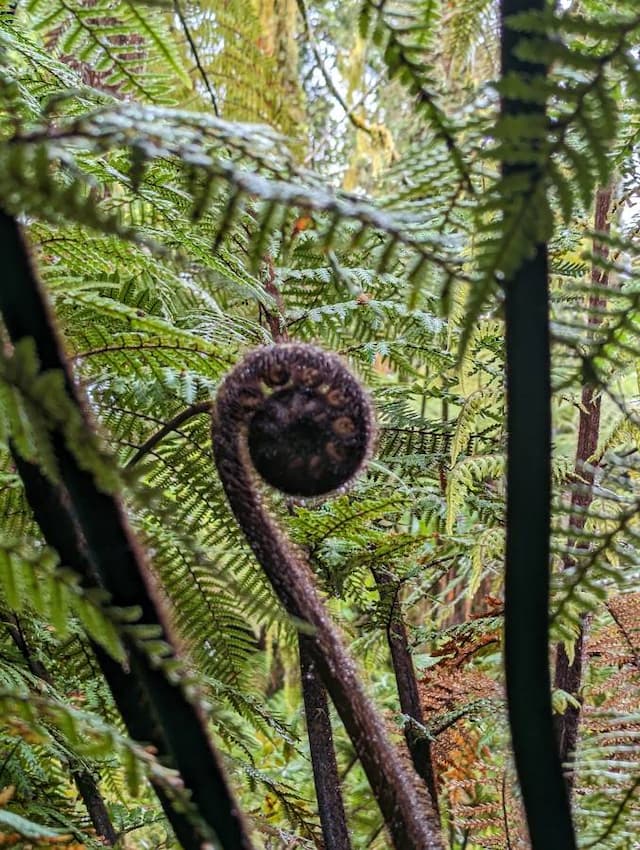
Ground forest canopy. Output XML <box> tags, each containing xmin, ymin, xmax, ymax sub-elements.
<box><xmin>1</xmin><ymin>1</ymin><xmax>640</xmax><ymax>849</ymax></box>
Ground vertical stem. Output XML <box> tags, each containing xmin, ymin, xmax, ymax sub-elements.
<box><xmin>73</xmin><ymin>770</ymin><xmax>119</xmax><ymax>846</ymax></box>
<box><xmin>373</xmin><ymin>569</ymin><xmax>439</xmax><ymax>810</ymax></box>
<box><xmin>299</xmin><ymin>635</ymin><xmax>352</xmax><ymax>850</ymax></box>
<box><xmin>276</xmin><ymin>298</ymin><xmax>353</xmax><ymax>848</ymax></box>
<box><xmin>500</xmin><ymin>2</ymin><xmax>576</xmax><ymax>848</ymax></box>
<box><xmin>503</xmin><ymin>219</ymin><xmax>575</xmax><ymax>850</ymax></box>
<box><xmin>553</xmin><ymin>185</ymin><xmax>613</xmax><ymax>787</ymax></box>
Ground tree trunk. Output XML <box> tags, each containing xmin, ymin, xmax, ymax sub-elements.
<box><xmin>373</xmin><ymin>568</ymin><xmax>439</xmax><ymax>810</ymax></box>
<box><xmin>553</xmin><ymin>185</ymin><xmax>613</xmax><ymax>789</ymax></box>
<box><xmin>299</xmin><ymin>636</ymin><xmax>352</xmax><ymax>850</ymax></box>
<box><xmin>501</xmin><ymin>0</ymin><xmax>576</xmax><ymax>847</ymax></box>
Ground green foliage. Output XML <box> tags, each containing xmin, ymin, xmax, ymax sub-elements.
<box><xmin>0</xmin><ymin>0</ymin><xmax>640</xmax><ymax>848</ymax></box>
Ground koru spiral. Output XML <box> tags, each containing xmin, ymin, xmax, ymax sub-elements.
<box><xmin>213</xmin><ymin>343</ymin><xmax>374</xmax><ymax>498</ymax></box>
<box><xmin>212</xmin><ymin>345</ymin><xmax>442</xmax><ymax>850</ymax></box>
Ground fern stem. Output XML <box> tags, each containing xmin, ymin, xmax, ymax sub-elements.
<box><xmin>0</xmin><ymin>211</ymin><xmax>255</xmax><ymax>850</ymax></box>
<box><xmin>173</xmin><ymin>0</ymin><xmax>220</xmax><ymax>116</ymax></box>
<box><xmin>126</xmin><ymin>400</ymin><xmax>212</xmax><ymax>467</ymax></box>
<box><xmin>269</xmin><ymin>283</ymin><xmax>353</xmax><ymax>848</ymax></box>
<box><xmin>500</xmin><ymin>4</ymin><xmax>577</xmax><ymax>849</ymax></box>
<box><xmin>553</xmin><ymin>185</ymin><xmax>613</xmax><ymax>788</ymax></box>
<box><xmin>299</xmin><ymin>635</ymin><xmax>353</xmax><ymax>850</ymax></box>
<box><xmin>296</xmin><ymin>0</ymin><xmax>375</xmax><ymax>138</ymax></box>
<box><xmin>214</xmin><ymin>344</ymin><xmax>444</xmax><ymax>850</ymax></box>
<box><xmin>373</xmin><ymin>567</ymin><xmax>439</xmax><ymax>809</ymax></box>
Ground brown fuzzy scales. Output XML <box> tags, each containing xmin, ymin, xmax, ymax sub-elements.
<box><xmin>213</xmin><ymin>343</ymin><xmax>443</xmax><ymax>850</ymax></box>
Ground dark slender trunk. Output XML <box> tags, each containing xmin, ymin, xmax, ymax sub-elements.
<box><xmin>4</xmin><ymin>612</ymin><xmax>118</xmax><ymax>845</ymax></box>
<box><xmin>553</xmin><ymin>185</ymin><xmax>613</xmax><ymax>788</ymax></box>
<box><xmin>299</xmin><ymin>635</ymin><xmax>352</xmax><ymax>850</ymax></box>
<box><xmin>373</xmin><ymin>569</ymin><xmax>439</xmax><ymax>810</ymax></box>
<box><xmin>73</xmin><ymin>769</ymin><xmax>119</xmax><ymax>845</ymax></box>
<box><xmin>501</xmin><ymin>1</ymin><xmax>576</xmax><ymax>847</ymax></box>
<box><xmin>282</xmin><ymin>431</ymin><xmax>351</xmax><ymax>849</ymax></box>
<box><xmin>0</xmin><ymin>211</ymin><xmax>255</xmax><ymax>850</ymax></box>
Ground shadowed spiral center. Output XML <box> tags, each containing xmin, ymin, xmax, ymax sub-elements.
<box><xmin>247</xmin><ymin>385</ymin><xmax>367</xmax><ymax>497</ymax></box>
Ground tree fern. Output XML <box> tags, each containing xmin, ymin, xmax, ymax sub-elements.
<box><xmin>2</xmin><ymin>1</ymin><xmax>640</xmax><ymax>847</ymax></box>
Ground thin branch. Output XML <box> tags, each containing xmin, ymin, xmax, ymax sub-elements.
<box><xmin>173</xmin><ymin>0</ymin><xmax>220</xmax><ymax>116</ymax></box>
<box><xmin>299</xmin><ymin>635</ymin><xmax>352</xmax><ymax>850</ymax></box>
<box><xmin>366</xmin><ymin>823</ymin><xmax>384</xmax><ymax>847</ymax></box>
<box><xmin>296</xmin><ymin>0</ymin><xmax>375</xmax><ymax>137</ymax></box>
<box><xmin>373</xmin><ymin>567</ymin><xmax>439</xmax><ymax>810</ymax></box>
<box><xmin>582</xmin><ymin>776</ymin><xmax>640</xmax><ymax>848</ymax></box>
<box><xmin>126</xmin><ymin>400</ymin><xmax>212</xmax><ymax>467</ymax></box>
<box><xmin>303</xmin><ymin>79</ymin><xmax>381</xmax><ymax>166</ymax></box>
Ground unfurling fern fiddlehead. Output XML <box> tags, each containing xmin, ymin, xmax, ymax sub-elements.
<box><xmin>213</xmin><ymin>343</ymin><xmax>443</xmax><ymax>850</ymax></box>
